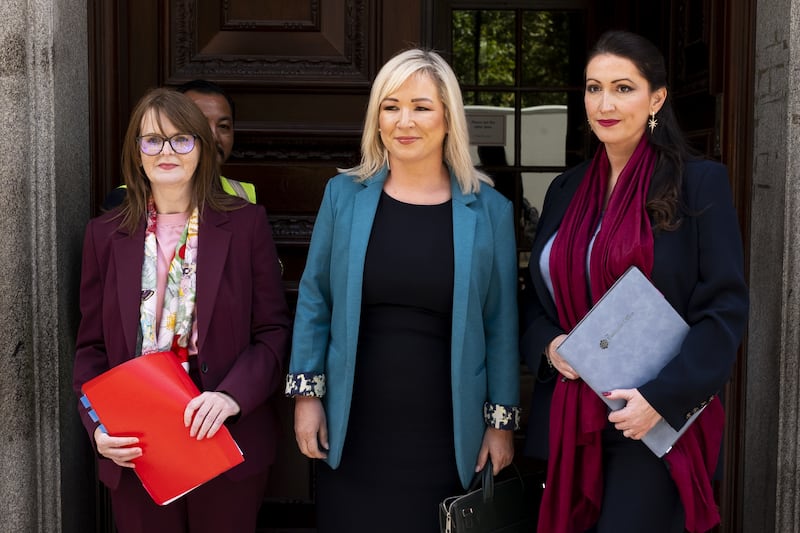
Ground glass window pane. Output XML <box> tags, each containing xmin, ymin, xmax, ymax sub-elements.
<box><xmin>520</xmin><ymin>92</ymin><xmax>569</xmax><ymax>167</ymax></box>
<box><xmin>522</xmin><ymin>91</ymin><xmax>568</xmax><ymax>107</ymax></box>
<box><xmin>521</xmin><ymin>11</ymin><xmax>584</xmax><ymax>87</ymax></box>
<box><xmin>522</xmin><ymin>171</ymin><xmax>559</xmax><ymax>226</ymax></box>
<box><xmin>463</xmin><ymin>90</ymin><xmax>476</xmax><ymax>106</ymax></box>
<box><xmin>464</xmin><ymin>94</ymin><xmax>516</xmax><ymax>167</ymax></box>
<box><xmin>451</xmin><ymin>8</ymin><xmax>589</xmax><ymax>255</ymax></box>
<box><xmin>452</xmin><ymin>10</ymin><xmax>516</xmax><ymax>87</ymax></box>
<box><xmin>519</xmin><ymin>91</ymin><xmax>570</xmax><ymax>236</ymax></box>
<box><xmin>452</xmin><ymin>11</ymin><xmax>478</xmax><ymax>85</ymax></box>
<box><xmin>465</xmin><ymin>90</ymin><xmax>515</xmax><ymax>108</ymax></box>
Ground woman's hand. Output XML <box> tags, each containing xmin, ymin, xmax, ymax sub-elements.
<box><xmin>475</xmin><ymin>427</ymin><xmax>514</xmax><ymax>475</ymax></box>
<box><xmin>605</xmin><ymin>388</ymin><xmax>662</xmax><ymax>440</ymax></box>
<box><xmin>184</xmin><ymin>391</ymin><xmax>241</xmax><ymax>440</ymax></box>
<box><xmin>94</xmin><ymin>427</ymin><xmax>141</xmax><ymax>468</ymax></box>
<box><xmin>547</xmin><ymin>334</ymin><xmax>579</xmax><ymax>380</ymax></box>
<box><xmin>294</xmin><ymin>396</ymin><xmax>329</xmax><ymax>459</ymax></box>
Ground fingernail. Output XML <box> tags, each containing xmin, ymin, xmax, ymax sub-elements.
<box><xmin>602</xmin><ymin>391</ymin><xmax>611</xmax><ymax>396</ymax></box>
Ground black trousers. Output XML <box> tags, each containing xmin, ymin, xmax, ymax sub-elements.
<box><xmin>585</xmin><ymin>426</ymin><xmax>686</xmax><ymax>533</ymax></box>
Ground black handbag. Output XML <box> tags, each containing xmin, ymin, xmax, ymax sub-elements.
<box><xmin>439</xmin><ymin>459</ymin><xmax>535</xmax><ymax>533</ymax></box>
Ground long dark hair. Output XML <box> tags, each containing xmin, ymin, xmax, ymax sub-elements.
<box><xmin>589</xmin><ymin>30</ymin><xmax>694</xmax><ymax>231</ymax></box>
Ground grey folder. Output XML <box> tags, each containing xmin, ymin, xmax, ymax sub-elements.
<box><xmin>556</xmin><ymin>265</ymin><xmax>701</xmax><ymax>457</ymax></box>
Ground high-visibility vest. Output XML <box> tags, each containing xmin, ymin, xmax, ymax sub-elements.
<box><xmin>220</xmin><ymin>176</ymin><xmax>256</xmax><ymax>203</ymax></box>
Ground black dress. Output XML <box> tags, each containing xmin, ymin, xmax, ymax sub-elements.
<box><xmin>316</xmin><ymin>191</ymin><xmax>461</xmax><ymax>533</ymax></box>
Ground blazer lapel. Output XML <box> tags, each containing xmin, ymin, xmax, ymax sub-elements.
<box><xmin>450</xmin><ymin>179</ymin><xmax>477</xmax><ymax>369</ymax></box>
<box><xmin>196</xmin><ymin>209</ymin><xmax>231</xmax><ymax>351</ymax></box>
<box><xmin>345</xmin><ymin>170</ymin><xmax>387</xmax><ymax>358</ymax></box>
<box><xmin>112</xmin><ymin>224</ymin><xmax>145</xmax><ymax>356</ymax></box>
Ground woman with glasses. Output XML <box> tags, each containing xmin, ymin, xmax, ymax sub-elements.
<box><xmin>73</xmin><ymin>88</ymin><xmax>291</xmax><ymax>533</ymax></box>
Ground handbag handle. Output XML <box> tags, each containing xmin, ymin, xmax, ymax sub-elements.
<box><xmin>466</xmin><ymin>458</ymin><xmax>496</xmax><ymax>503</ymax></box>
<box><xmin>472</xmin><ymin>457</ymin><xmax>526</xmax><ymax>503</ymax></box>
<box><xmin>480</xmin><ymin>458</ymin><xmax>495</xmax><ymax>502</ymax></box>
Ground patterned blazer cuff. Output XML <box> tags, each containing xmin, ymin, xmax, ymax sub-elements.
<box><xmin>285</xmin><ymin>372</ymin><xmax>326</xmax><ymax>397</ymax></box>
<box><xmin>484</xmin><ymin>402</ymin><xmax>521</xmax><ymax>430</ymax></box>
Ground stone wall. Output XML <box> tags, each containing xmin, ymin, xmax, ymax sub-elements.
<box><xmin>773</xmin><ymin>1</ymin><xmax>800</xmax><ymax>531</ymax></box>
<box><xmin>0</xmin><ymin>0</ymin><xmax>38</xmax><ymax>524</ymax></box>
<box><xmin>0</xmin><ymin>0</ymin><xmax>92</xmax><ymax>531</ymax></box>
<box><xmin>748</xmin><ymin>0</ymin><xmax>800</xmax><ymax>531</ymax></box>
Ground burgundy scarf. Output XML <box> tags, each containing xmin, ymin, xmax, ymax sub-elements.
<box><xmin>537</xmin><ymin>135</ymin><xmax>723</xmax><ymax>533</ymax></box>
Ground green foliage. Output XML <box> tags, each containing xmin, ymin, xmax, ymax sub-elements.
<box><xmin>452</xmin><ymin>9</ymin><xmax>574</xmax><ymax>108</ymax></box>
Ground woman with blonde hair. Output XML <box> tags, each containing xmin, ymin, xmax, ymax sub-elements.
<box><xmin>286</xmin><ymin>48</ymin><xmax>520</xmax><ymax>532</ymax></box>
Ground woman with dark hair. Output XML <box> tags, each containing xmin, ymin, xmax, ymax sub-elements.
<box><xmin>73</xmin><ymin>88</ymin><xmax>291</xmax><ymax>532</ymax></box>
<box><xmin>521</xmin><ymin>31</ymin><xmax>748</xmax><ymax>532</ymax></box>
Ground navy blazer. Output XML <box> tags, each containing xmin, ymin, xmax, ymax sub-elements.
<box><xmin>73</xmin><ymin>203</ymin><xmax>291</xmax><ymax>489</ymax></box>
<box><xmin>521</xmin><ymin>158</ymin><xmax>749</xmax><ymax>458</ymax></box>
<box><xmin>287</xmin><ymin>168</ymin><xmax>521</xmax><ymax>488</ymax></box>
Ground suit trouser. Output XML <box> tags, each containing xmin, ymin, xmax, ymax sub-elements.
<box><xmin>109</xmin><ymin>466</ymin><xmax>269</xmax><ymax>533</ymax></box>
<box><xmin>586</xmin><ymin>427</ymin><xmax>686</xmax><ymax>533</ymax></box>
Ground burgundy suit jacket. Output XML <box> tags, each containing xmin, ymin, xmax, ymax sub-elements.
<box><xmin>73</xmin><ymin>203</ymin><xmax>291</xmax><ymax>490</ymax></box>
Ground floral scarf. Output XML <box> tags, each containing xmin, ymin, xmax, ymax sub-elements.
<box><xmin>138</xmin><ymin>197</ymin><xmax>199</xmax><ymax>371</ymax></box>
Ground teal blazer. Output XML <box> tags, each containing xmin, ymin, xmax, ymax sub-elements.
<box><xmin>286</xmin><ymin>167</ymin><xmax>520</xmax><ymax>488</ymax></box>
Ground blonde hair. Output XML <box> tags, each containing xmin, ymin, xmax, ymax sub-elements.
<box><xmin>341</xmin><ymin>48</ymin><xmax>491</xmax><ymax>194</ymax></box>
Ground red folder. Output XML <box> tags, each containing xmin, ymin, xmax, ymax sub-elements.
<box><xmin>80</xmin><ymin>351</ymin><xmax>244</xmax><ymax>505</ymax></box>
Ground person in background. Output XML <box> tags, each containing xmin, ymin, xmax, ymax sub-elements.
<box><xmin>102</xmin><ymin>79</ymin><xmax>255</xmax><ymax>210</ymax></box>
<box><xmin>74</xmin><ymin>88</ymin><xmax>290</xmax><ymax>532</ymax></box>
<box><xmin>521</xmin><ymin>30</ymin><xmax>748</xmax><ymax>533</ymax></box>
<box><xmin>285</xmin><ymin>48</ymin><xmax>520</xmax><ymax>533</ymax></box>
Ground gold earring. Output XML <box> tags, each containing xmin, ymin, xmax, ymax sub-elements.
<box><xmin>648</xmin><ymin>111</ymin><xmax>658</xmax><ymax>134</ymax></box>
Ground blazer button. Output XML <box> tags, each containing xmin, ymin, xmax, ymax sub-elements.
<box><xmin>200</xmin><ymin>362</ymin><xmax>208</xmax><ymax>373</ymax></box>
